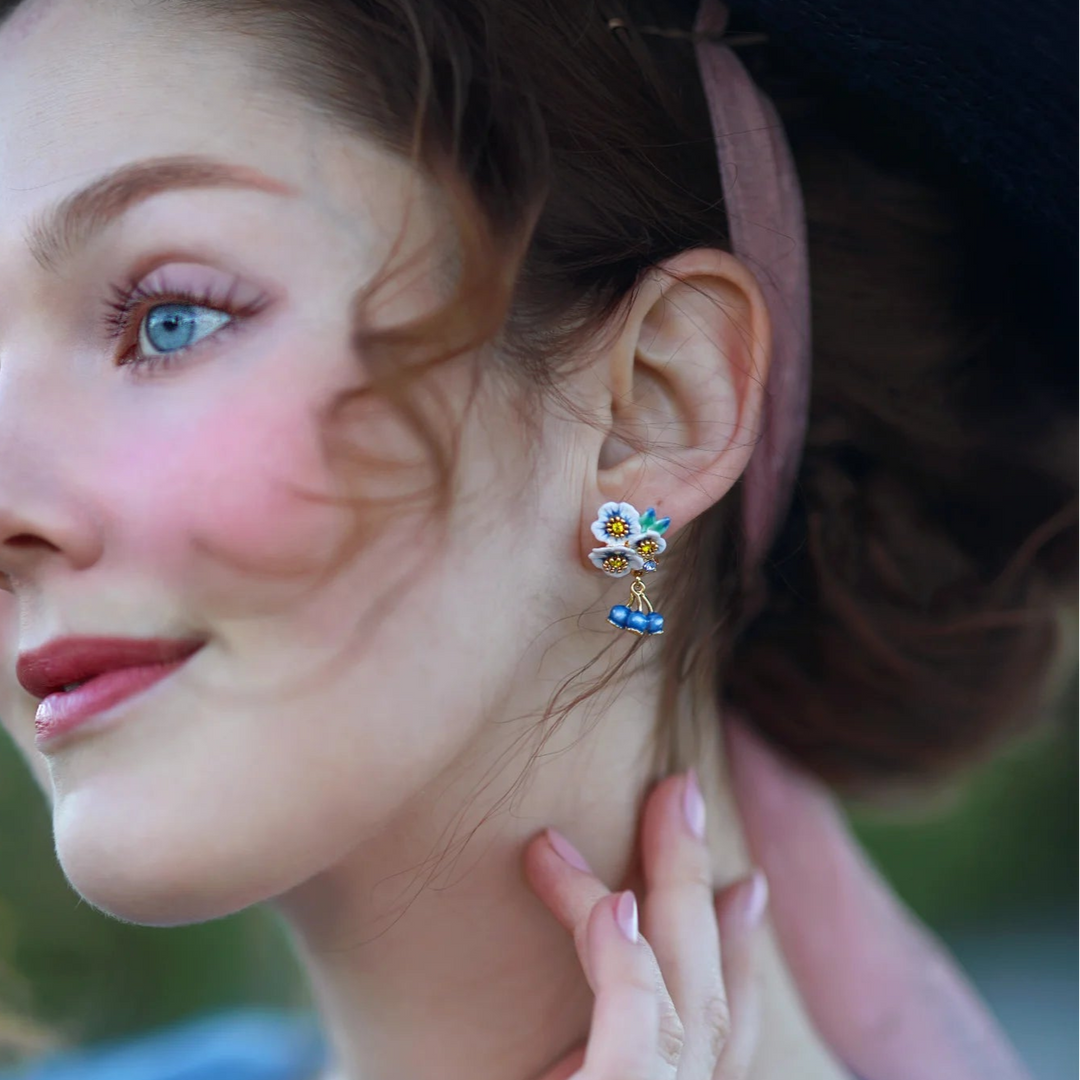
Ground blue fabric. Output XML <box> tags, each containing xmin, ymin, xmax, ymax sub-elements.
<box><xmin>0</xmin><ymin>1008</ymin><xmax>331</xmax><ymax>1080</ymax></box>
<box><xmin>0</xmin><ymin>1006</ymin><xmax>873</xmax><ymax>1079</ymax></box>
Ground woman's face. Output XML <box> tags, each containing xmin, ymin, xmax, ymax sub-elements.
<box><xmin>0</xmin><ymin>0</ymin><xmax>598</xmax><ymax>924</ymax></box>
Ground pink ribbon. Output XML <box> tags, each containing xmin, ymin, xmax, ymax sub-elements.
<box><xmin>693</xmin><ymin>0</ymin><xmax>813</xmax><ymax>570</ymax></box>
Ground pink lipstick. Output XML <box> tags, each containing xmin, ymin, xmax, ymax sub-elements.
<box><xmin>18</xmin><ymin>636</ymin><xmax>205</xmax><ymax>748</ymax></box>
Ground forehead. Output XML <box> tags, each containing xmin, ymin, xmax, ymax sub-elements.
<box><xmin>0</xmin><ymin>0</ymin><xmax>428</xmax><ymax>278</ymax></box>
<box><xmin>0</xmin><ymin>0</ymin><xmax>61</xmax><ymax>45</ymax></box>
<box><xmin>1</xmin><ymin>0</ymin><xmax>278</xmax><ymax>190</ymax></box>
<box><xmin>0</xmin><ymin>0</ymin><xmax>447</xmax><ymax>324</ymax></box>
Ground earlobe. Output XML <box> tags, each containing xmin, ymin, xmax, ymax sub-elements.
<box><xmin>589</xmin><ymin>248</ymin><xmax>772</xmax><ymax>543</ymax></box>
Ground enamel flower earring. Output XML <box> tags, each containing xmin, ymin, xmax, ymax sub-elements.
<box><xmin>588</xmin><ymin>501</ymin><xmax>671</xmax><ymax>635</ymax></box>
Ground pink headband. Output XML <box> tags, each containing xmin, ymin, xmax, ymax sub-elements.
<box><xmin>693</xmin><ymin>0</ymin><xmax>813</xmax><ymax>570</ymax></box>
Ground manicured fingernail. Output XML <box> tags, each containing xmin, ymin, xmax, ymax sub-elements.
<box><xmin>739</xmin><ymin>869</ymin><xmax>769</xmax><ymax>930</ymax></box>
<box><xmin>546</xmin><ymin>828</ymin><xmax>592</xmax><ymax>873</ymax></box>
<box><xmin>682</xmin><ymin>768</ymin><xmax>706</xmax><ymax>841</ymax></box>
<box><xmin>615</xmin><ymin>890</ymin><xmax>639</xmax><ymax>943</ymax></box>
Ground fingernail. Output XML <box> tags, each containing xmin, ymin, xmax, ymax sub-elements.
<box><xmin>614</xmin><ymin>890</ymin><xmax>639</xmax><ymax>943</ymax></box>
<box><xmin>546</xmin><ymin>828</ymin><xmax>592</xmax><ymax>873</ymax></box>
<box><xmin>739</xmin><ymin>869</ymin><xmax>769</xmax><ymax>930</ymax></box>
<box><xmin>682</xmin><ymin>768</ymin><xmax>706</xmax><ymax>841</ymax></box>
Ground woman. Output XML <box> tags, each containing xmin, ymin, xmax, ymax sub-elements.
<box><xmin>0</xmin><ymin>0</ymin><xmax>1073</xmax><ymax>1078</ymax></box>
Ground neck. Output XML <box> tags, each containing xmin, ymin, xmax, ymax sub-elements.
<box><xmin>271</xmin><ymin>631</ymin><xmax>848</xmax><ymax>1080</ymax></box>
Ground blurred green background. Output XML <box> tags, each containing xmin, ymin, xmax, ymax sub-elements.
<box><xmin>1</xmin><ymin>671</ymin><xmax>1076</xmax><ymax>1077</ymax></box>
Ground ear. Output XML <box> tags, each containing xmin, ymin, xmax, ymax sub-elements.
<box><xmin>581</xmin><ymin>248</ymin><xmax>772</xmax><ymax>557</ymax></box>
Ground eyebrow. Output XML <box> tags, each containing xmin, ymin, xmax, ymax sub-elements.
<box><xmin>24</xmin><ymin>154</ymin><xmax>299</xmax><ymax>272</ymax></box>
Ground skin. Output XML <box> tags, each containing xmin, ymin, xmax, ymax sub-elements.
<box><xmin>0</xmin><ymin>2</ymin><xmax>1030</xmax><ymax>1079</ymax></box>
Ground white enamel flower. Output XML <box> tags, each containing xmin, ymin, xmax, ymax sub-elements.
<box><xmin>589</xmin><ymin>545</ymin><xmax>645</xmax><ymax>578</ymax></box>
<box><xmin>590</xmin><ymin>501</ymin><xmax>641</xmax><ymax>546</ymax></box>
<box><xmin>628</xmin><ymin>531</ymin><xmax>667</xmax><ymax>561</ymax></box>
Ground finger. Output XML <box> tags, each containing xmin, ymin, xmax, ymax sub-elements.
<box><xmin>711</xmin><ymin>871</ymin><xmax>768</xmax><ymax>1080</ymax></box>
<box><xmin>574</xmin><ymin>890</ymin><xmax>680</xmax><ymax>1080</ymax></box>
<box><xmin>524</xmin><ymin>832</ymin><xmax>685</xmax><ymax>1079</ymax></box>
<box><xmin>725</xmin><ymin>710</ymin><xmax>1033</xmax><ymax>1080</ymax></box>
<box><xmin>541</xmin><ymin>1045</ymin><xmax>586</xmax><ymax>1080</ymax></box>
<box><xmin>637</xmin><ymin>771</ymin><xmax>730</xmax><ymax>1075</ymax></box>
<box><xmin>523</xmin><ymin>827</ymin><xmax>615</xmax><ymax>987</ymax></box>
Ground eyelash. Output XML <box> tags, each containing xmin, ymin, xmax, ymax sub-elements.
<box><xmin>102</xmin><ymin>276</ymin><xmax>267</xmax><ymax>374</ymax></box>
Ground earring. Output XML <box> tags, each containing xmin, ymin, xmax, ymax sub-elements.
<box><xmin>588</xmin><ymin>501</ymin><xmax>671</xmax><ymax>635</ymax></box>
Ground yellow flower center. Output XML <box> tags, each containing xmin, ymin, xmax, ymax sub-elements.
<box><xmin>606</xmin><ymin>517</ymin><xmax>630</xmax><ymax>538</ymax></box>
<box><xmin>603</xmin><ymin>554</ymin><xmax>629</xmax><ymax>573</ymax></box>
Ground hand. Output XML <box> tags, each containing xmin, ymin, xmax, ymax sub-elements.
<box><xmin>523</xmin><ymin>771</ymin><xmax>768</xmax><ymax>1080</ymax></box>
<box><xmin>724</xmin><ymin>710</ymin><xmax>1034</xmax><ymax>1080</ymax></box>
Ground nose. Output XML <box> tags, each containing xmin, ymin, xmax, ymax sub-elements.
<box><xmin>0</xmin><ymin>416</ymin><xmax>102</xmax><ymax>593</ymax></box>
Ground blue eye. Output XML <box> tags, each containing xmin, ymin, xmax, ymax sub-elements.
<box><xmin>104</xmin><ymin>276</ymin><xmax>267</xmax><ymax>374</ymax></box>
<box><xmin>140</xmin><ymin>303</ymin><xmax>232</xmax><ymax>357</ymax></box>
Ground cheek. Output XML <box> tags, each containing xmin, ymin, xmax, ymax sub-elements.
<box><xmin>111</xmin><ymin>390</ymin><xmax>352</xmax><ymax>620</ymax></box>
<box><xmin>181</xmin><ymin>405</ymin><xmax>339</xmax><ymax>574</ymax></box>
<box><xmin>116</xmin><ymin>368</ymin><xmax>430</xmax><ymax>618</ymax></box>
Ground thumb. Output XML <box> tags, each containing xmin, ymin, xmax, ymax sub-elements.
<box><xmin>724</xmin><ymin>710</ymin><xmax>1033</xmax><ymax>1080</ymax></box>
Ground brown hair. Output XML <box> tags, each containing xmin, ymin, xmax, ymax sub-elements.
<box><xmin>6</xmin><ymin>0</ymin><xmax>1077</xmax><ymax>802</ymax></box>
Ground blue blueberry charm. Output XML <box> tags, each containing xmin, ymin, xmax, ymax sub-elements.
<box><xmin>589</xmin><ymin>501</ymin><xmax>670</xmax><ymax>639</ymax></box>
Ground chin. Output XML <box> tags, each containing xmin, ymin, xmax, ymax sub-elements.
<box><xmin>51</xmin><ymin>796</ymin><xmax>281</xmax><ymax>928</ymax></box>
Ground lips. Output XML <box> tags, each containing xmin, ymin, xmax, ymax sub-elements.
<box><xmin>16</xmin><ymin>636</ymin><xmax>207</xmax><ymax>700</ymax></box>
